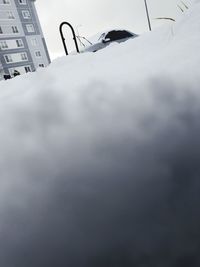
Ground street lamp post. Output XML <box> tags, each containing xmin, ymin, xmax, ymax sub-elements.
<box><xmin>144</xmin><ymin>0</ymin><xmax>152</xmax><ymax>31</ymax></box>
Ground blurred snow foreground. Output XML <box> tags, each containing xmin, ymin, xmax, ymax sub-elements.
<box><xmin>1</xmin><ymin>2</ymin><xmax>200</xmax><ymax>267</ymax></box>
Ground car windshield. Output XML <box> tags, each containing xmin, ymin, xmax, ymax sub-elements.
<box><xmin>105</xmin><ymin>30</ymin><xmax>133</xmax><ymax>42</ymax></box>
<box><xmin>98</xmin><ymin>33</ymin><xmax>106</xmax><ymax>41</ymax></box>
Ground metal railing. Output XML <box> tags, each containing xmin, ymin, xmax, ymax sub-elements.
<box><xmin>59</xmin><ymin>22</ymin><xmax>80</xmax><ymax>56</ymax></box>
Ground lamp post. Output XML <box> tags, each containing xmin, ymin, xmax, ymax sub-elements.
<box><xmin>144</xmin><ymin>0</ymin><xmax>152</xmax><ymax>31</ymax></box>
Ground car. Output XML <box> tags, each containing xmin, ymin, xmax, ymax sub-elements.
<box><xmin>81</xmin><ymin>29</ymin><xmax>138</xmax><ymax>53</ymax></box>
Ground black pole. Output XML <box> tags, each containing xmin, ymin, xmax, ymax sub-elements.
<box><xmin>59</xmin><ymin>22</ymin><xmax>80</xmax><ymax>56</ymax></box>
<box><xmin>144</xmin><ymin>0</ymin><xmax>152</xmax><ymax>31</ymax></box>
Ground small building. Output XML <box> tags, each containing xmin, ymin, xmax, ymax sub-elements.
<box><xmin>0</xmin><ymin>0</ymin><xmax>51</xmax><ymax>80</ymax></box>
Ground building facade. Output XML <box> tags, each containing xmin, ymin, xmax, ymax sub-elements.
<box><xmin>0</xmin><ymin>0</ymin><xmax>50</xmax><ymax>80</ymax></box>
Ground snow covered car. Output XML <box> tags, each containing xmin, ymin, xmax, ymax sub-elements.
<box><xmin>82</xmin><ymin>29</ymin><xmax>138</xmax><ymax>53</ymax></box>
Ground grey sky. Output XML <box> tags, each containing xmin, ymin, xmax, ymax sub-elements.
<box><xmin>35</xmin><ymin>0</ymin><xmax>191</xmax><ymax>59</ymax></box>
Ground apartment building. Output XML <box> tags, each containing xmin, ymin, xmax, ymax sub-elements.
<box><xmin>0</xmin><ymin>0</ymin><xmax>50</xmax><ymax>80</ymax></box>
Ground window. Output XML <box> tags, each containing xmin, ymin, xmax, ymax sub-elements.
<box><xmin>20</xmin><ymin>52</ymin><xmax>28</xmax><ymax>61</ymax></box>
<box><xmin>0</xmin><ymin>10</ymin><xmax>14</xmax><ymax>20</ymax></box>
<box><xmin>2</xmin><ymin>0</ymin><xmax>10</xmax><ymax>4</ymax></box>
<box><xmin>7</xmin><ymin>11</ymin><xmax>14</xmax><ymax>19</ymax></box>
<box><xmin>22</xmin><ymin>10</ymin><xmax>30</xmax><ymax>19</ymax></box>
<box><xmin>0</xmin><ymin>26</ymin><xmax>3</xmax><ymax>34</ymax></box>
<box><xmin>12</xmin><ymin>26</ymin><xmax>19</xmax><ymax>33</ymax></box>
<box><xmin>31</xmin><ymin>38</ymin><xmax>38</xmax><ymax>46</ymax></box>
<box><xmin>0</xmin><ymin>41</ymin><xmax>8</xmax><ymax>49</ymax></box>
<box><xmin>26</xmin><ymin>24</ymin><xmax>34</xmax><ymax>33</ymax></box>
<box><xmin>18</xmin><ymin>0</ymin><xmax>26</xmax><ymax>4</ymax></box>
<box><xmin>24</xmin><ymin>66</ymin><xmax>31</xmax><ymax>72</ymax></box>
<box><xmin>16</xmin><ymin>39</ymin><xmax>23</xmax><ymax>47</ymax></box>
<box><xmin>4</xmin><ymin>54</ymin><xmax>13</xmax><ymax>63</ymax></box>
<box><xmin>35</xmin><ymin>51</ymin><xmax>41</xmax><ymax>57</ymax></box>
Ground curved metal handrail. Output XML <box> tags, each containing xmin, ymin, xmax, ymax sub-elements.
<box><xmin>59</xmin><ymin>22</ymin><xmax>80</xmax><ymax>55</ymax></box>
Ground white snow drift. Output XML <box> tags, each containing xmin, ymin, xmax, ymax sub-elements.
<box><xmin>0</xmin><ymin>2</ymin><xmax>200</xmax><ymax>267</ymax></box>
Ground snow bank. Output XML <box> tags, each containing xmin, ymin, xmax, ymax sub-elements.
<box><xmin>1</xmin><ymin>2</ymin><xmax>200</xmax><ymax>267</ymax></box>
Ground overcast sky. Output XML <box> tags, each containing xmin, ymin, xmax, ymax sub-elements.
<box><xmin>35</xmin><ymin>0</ymin><xmax>191</xmax><ymax>59</ymax></box>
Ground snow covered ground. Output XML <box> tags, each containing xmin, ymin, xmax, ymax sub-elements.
<box><xmin>0</xmin><ymin>2</ymin><xmax>200</xmax><ymax>266</ymax></box>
